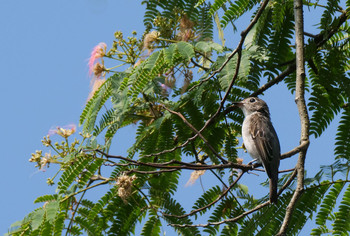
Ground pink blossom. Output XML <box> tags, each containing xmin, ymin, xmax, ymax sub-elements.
<box><xmin>87</xmin><ymin>78</ymin><xmax>106</xmax><ymax>101</ymax></box>
<box><xmin>88</xmin><ymin>42</ymin><xmax>107</xmax><ymax>75</ymax></box>
<box><xmin>48</xmin><ymin>124</ymin><xmax>77</xmax><ymax>137</ymax></box>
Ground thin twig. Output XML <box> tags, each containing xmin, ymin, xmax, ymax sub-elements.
<box><xmin>191</xmin><ymin>58</ymin><xmax>209</xmax><ymax>71</ymax></box>
<box><xmin>61</xmin><ymin>179</ymin><xmax>110</xmax><ymax>203</ymax></box>
<box><xmin>162</xmin><ymin>105</ymin><xmax>228</xmax><ymax>164</ymax></box>
<box><xmin>65</xmin><ymin>181</ymin><xmax>90</xmax><ymax>235</ymax></box>
<box><xmin>278</xmin><ymin>169</ymin><xmax>297</xmax><ymax>195</ymax></box>
<box><xmin>125</xmin><ymin>168</ymin><xmax>178</xmax><ymax>174</ymax></box>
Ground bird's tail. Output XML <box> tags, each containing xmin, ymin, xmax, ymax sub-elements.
<box><xmin>269</xmin><ymin>174</ymin><xmax>278</xmax><ymax>203</ymax></box>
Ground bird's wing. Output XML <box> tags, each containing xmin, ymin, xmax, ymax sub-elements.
<box><xmin>249</xmin><ymin>113</ymin><xmax>280</xmax><ymax>179</ymax></box>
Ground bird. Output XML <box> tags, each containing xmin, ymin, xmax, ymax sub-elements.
<box><xmin>234</xmin><ymin>97</ymin><xmax>280</xmax><ymax>203</ymax></box>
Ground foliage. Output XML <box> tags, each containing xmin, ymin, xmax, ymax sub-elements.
<box><xmin>7</xmin><ymin>0</ymin><xmax>350</xmax><ymax>235</ymax></box>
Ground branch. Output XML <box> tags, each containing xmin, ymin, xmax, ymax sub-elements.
<box><xmin>66</xmin><ymin>181</ymin><xmax>91</xmax><ymax>235</ymax></box>
<box><xmin>168</xmin><ymin>168</ymin><xmax>297</xmax><ymax>228</ymax></box>
<box><xmin>277</xmin><ymin>0</ymin><xmax>310</xmax><ymax>234</ymax></box>
<box><xmin>191</xmin><ymin>58</ymin><xmax>209</xmax><ymax>71</ymax></box>
<box><xmin>93</xmin><ymin>149</ymin><xmax>253</xmax><ymax>171</ymax></box>
<box><xmin>250</xmin><ymin>63</ymin><xmax>296</xmax><ymax>97</ymax></box>
<box><xmin>60</xmin><ymin>179</ymin><xmax>110</xmax><ymax>203</ymax></box>
<box><xmin>162</xmin><ymin>105</ymin><xmax>228</xmax><ymax>164</ymax></box>
<box><xmin>125</xmin><ymin>168</ymin><xmax>178</xmax><ymax>174</ymax></box>
<box><xmin>278</xmin><ymin>169</ymin><xmax>297</xmax><ymax>195</ymax></box>
<box><xmin>280</xmin><ymin>142</ymin><xmax>309</xmax><ymax>160</ymax></box>
<box><xmin>189</xmin><ymin>0</ymin><xmax>270</xmax><ymax>92</ymax></box>
<box><xmin>314</xmin><ymin>11</ymin><xmax>348</xmax><ymax>48</ymax></box>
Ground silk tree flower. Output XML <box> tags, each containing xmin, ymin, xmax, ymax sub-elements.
<box><xmin>91</xmin><ymin>62</ymin><xmax>105</xmax><ymax>79</ymax></box>
<box><xmin>186</xmin><ymin>169</ymin><xmax>206</xmax><ymax>186</ymax></box>
<box><xmin>116</xmin><ymin>174</ymin><xmax>137</xmax><ymax>203</ymax></box>
<box><xmin>87</xmin><ymin>43</ymin><xmax>107</xmax><ymax>101</ymax></box>
<box><xmin>40</xmin><ymin>153</ymin><xmax>52</xmax><ymax>171</ymax></box>
<box><xmin>48</xmin><ymin>124</ymin><xmax>76</xmax><ymax>138</ymax></box>
<box><xmin>87</xmin><ymin>78</ymin><xmax>106</xmax><ymax>101</ymax></box>
<box><xmin>143</xmin><ymin>31</ymin><xmax>159</xmax><ymax>51</ymax></box>
<box><xmin>88</xmin><ymin>42</ymin><xmax>107</xmax><ymax>75</ymax></box>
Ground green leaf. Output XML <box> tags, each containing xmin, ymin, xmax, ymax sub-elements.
<box><xmin>176</xmin><ymin>41</ymin><xmax>195</xmax><ymax>60</ymax></box>
<box><xmin>315</xmin><ymin>181</ymin><xmax>345</xmax><ymax>226</ymax></box>
<box><xmin>333</xmin><ymin>183</ymin><xmax>350</xmax><ymax>235</ymax></box>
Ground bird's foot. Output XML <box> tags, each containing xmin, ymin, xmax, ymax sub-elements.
<box><xmin>247</xmin><ymin>159</ymin><xmax>258</xmax><ymax>166</ymax></box>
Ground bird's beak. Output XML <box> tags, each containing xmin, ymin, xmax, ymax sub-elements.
<box><xmin>225</xmin><ymin>102</ymin><xmax>242</xmax><ymax>114</ymax></box>
<box><xmin>233</xmin><ymin>101</ymin><xmax>243</xmax><ymax>107</ymax></box>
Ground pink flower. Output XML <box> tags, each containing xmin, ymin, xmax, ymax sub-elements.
<box><xmin>87</xmin><ymin>78</ymin><xmax>106</xmax><ymax>101</ymax></box>
<box><xmin>48</xmin><ymin>124</ymin><xmax>77</xmax><ymax>138</ymax></box>
<box><xmin>88</xmin><ymin>42</ymin><xmax>107</xmax><ymax>75</ymax></box>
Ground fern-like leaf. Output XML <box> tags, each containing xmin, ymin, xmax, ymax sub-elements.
<box><xmin>315</xmin><ymin>181</ymin><xmax>345</xmax><ymax>227</ymax></box>
<box><xmin>334</xmin><ymin>109</ymin><xmax>350</xmax><ymax>161</ymax></box>
<box><xmin>332</xmin><ymin>183</ymin><xmax>350</xmax><ymax>235</ymax></box>
<box><xmin>57</xmin><ymin>158</ymin><xmax>91</xmax><ymax>194</ymax></box>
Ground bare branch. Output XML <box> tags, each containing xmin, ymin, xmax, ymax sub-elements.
<box><xmin>277</xmin><ymin>0</ymin><xmax>310</xmax><ymax>234</ymax></box>
<box><xmin>278</xmin><ymin>169</ymin><xmax>297</xmax><ymax>195</ymax></box>
<box><xmin>280</xmin><ymin>142</ymin><xmax>309</xmax><ymax>160</ymax></box>
<box><xmin>126</xmin><ymin>168</ymin><xmax>178</xmax><ymax>174</ymax></box>
<box><xmin>191</xmin><ymin>58</ymin><xmax>209</xmax><ymax>71</ymax></box>
<box><xmin>250</xmin><ymin>63</ymin><xmax>296</xmax><ymax>97</ymax></box>
<box><xmin>61</xmin><ymin>179</ymin><xmax>110</xmax><ymax>203</ymax></box>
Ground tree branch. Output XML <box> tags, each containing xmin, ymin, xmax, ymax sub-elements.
<box><xmin>189</xmin><ymin>0</ymin><xmax>270</xmax><ymax>92</ymax></box>
<box><xmin>162</xmin><ymin>105</ymin><xmax>228</xmax><ymax>164</ymax></box>
<box><xmin>277</xmin><ymin>0</ymin><xmax>310</xmax><ymax>234</ymax></box>
<box><xmin>93</xmin><ymin>149</ymin><xmax>252</xmax><ymax>171</ymax></box>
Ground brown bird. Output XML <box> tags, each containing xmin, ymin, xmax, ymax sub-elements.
<box><xmin>234</xmin><ymin>97</ymin><xmax>280</xmax><ymax>203</ymax></box>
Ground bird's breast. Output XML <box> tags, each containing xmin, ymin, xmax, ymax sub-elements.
<box><xmin>242</xmin><ymin>115</ymin><xmax>262</xmax><ymax>163</ymax></box>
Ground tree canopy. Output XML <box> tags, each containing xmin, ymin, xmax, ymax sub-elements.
<box><xmin>7</xmin><ymin>0</ymin><xmax>350</xmax><ymax>235</ymax></box>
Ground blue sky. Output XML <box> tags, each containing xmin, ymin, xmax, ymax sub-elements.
<box><xmin>0</xmin><ymin>0</ymin><xmax>341</xmax><ymax>234</ymax></box>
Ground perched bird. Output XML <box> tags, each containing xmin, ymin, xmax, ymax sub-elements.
<box><xmin>234</xmin><ymin>97</ymin><xmax>280</xmax><ymax>203</ymax></box>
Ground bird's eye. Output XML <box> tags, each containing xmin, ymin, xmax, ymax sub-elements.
<box><xmin>249</xmin><ymin>98</ymin><xmax>256</xmax><ymax>103</ymax></box>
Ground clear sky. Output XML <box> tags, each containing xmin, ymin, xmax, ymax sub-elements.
<box><xmin>0</xmin><ymin>0</ymin><xmax>340</xmax><ymax>234</ymax></box>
